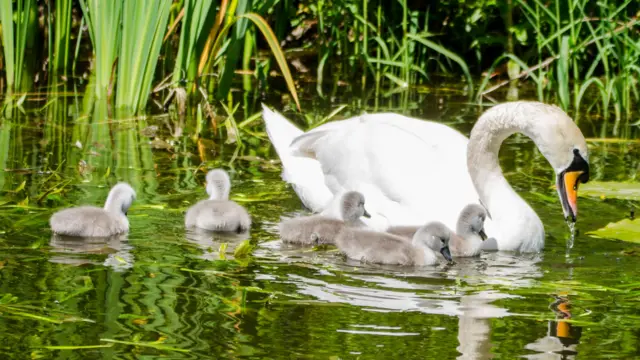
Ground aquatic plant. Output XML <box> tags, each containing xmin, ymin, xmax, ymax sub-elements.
<box><xmin>115</xmin><ymin>0</ymin><xmax>172</xmax><ymax>113</ymax></box>
<box><xmin>0</xmin><ymin>0</ymin><xmax>37</xmax><ymax>93</ymax></box>
<box><xmin>48</xmin><ymin>0</ymin><xmax>73</xmax><ymax>74</ymax></box>
<box><xmin>78</xmin><ymin>0</ymin><xmax>123</xmax><ymax>100</ymax></box>
<box><xmin>478</xmin><ymin>0</ymin><xmax>639</xmax><ymax>120</ymax></box>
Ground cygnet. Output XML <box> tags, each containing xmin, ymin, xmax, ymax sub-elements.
<box><xmin>49</xmin><ymin>182</ymin><xmax>136</xmax><ymax>237</ymax></box>
<box><xmin>185</xmin><ymin>169</ymin><xmax>251</xmax><ymax>233</ymax></box>
<box><xmin>386</xmin><ymin>203</ymin><xmax>488</xmax><ymax>257</ymax></box>
<box><xmin>279</xmin><ymin>191</ymin><xmax>370</xmax><ymax>245</ymax></box>
<box><xmin>335</xmin><ymin>221</ymin><xmax>453</xmax><ymax>266</ymax></box>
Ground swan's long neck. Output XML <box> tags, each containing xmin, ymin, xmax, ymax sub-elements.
<box><xmin>411</xmin><ymin>229</ymin><xmax>439</xmax><ymax>265</ymax></box>
<box><xmin>467</xmin><ymin>103</ymin><xmax>547</xmax><ymax>251</ymax></box>
<box><xmin>207</xmin><ymin>184</ymin><xmax>230</xmax><ymax>200</ymax></box>
<box><xmin>104</xmin><ymin>192</ymin><xmax>125</xmax><ymax>215</ymax></box>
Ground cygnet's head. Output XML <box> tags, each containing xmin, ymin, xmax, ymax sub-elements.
<box><xmin>205</xmin><ymin>169</ymin><xmax>231</xmax><ymax>200</ymax></box>
<box><xmin>104</xmin><ymin>182</ymin><xmax>136</xmax><ymax>215</ymax></box>
<box><xmin>414</xmin><ymin>221</ymin><xmax>453</xmax><ymax>263</ymax></box>
<box><xmin>340</xmin><ymin>191</ymin><xmax>371</xmax><ymax>223</ymax></box>
<box><xmin>457</xmin><ymin>204</ymin><xmax>488</xmax><ymax>241</ymax></box>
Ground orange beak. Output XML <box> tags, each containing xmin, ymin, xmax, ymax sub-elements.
<box><xmin>557</xmin><ymin>170</ymin><xmax>584</xmax><ymax>222</ymax></box>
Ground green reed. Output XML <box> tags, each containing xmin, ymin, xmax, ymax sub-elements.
<box><xmin>478</xmin><ymin>0</ymin><xmax>639</xmax><ymax>120</ymax></box>
<box><xmin>78</xmin><ymin>0</ymin><xmax>123</xmax><ymax>100</ymax></box>
<box><xmin>49</xmin><ymin>0</ymin><xmax>73</xmax><ymax>74</ymax></box>
<box><xmin>0</xmin><ymin>0</ymin><xmax>36</xmax><ymax>93</ymax></box>
<box><xmin>116</xmin><ymin>0</ymin><xmax>172</xmax><ymax>113</ymax></box>
<box><xmin>172</xmin><ymin>0</ymin><xmax>216</xmax><ymax>89</ymax></box>
<box><xmin>313</xmin><ymin>0</ymin><xmax>473</xmax><ymax>98</ymax></box>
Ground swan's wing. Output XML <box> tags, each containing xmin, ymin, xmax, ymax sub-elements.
<box><xmin>262</xmin><ymin>105</ymin><xmax>333</xmax><ymax>212</ymax></box>
<box><xmin>290</xmin><ymin>113</ymin><xmax>481</xmax><ymax>229</ymax></box>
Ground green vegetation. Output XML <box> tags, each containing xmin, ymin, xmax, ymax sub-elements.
<box><xmin>0</xmin><ymin>0</ymin><xmax>637</xmax><ymax>117</ymax></box>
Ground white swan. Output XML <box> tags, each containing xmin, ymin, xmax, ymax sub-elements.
<box><xmin>262</xmin><ymin>101</ymin><xmax>590</xmax><ymax>252</ymax></box>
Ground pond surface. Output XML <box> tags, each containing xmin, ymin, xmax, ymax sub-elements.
<box><xmin>0</xmin><ymin>87</ymin><xmax>639</xmax><ymax>359</ymax></box>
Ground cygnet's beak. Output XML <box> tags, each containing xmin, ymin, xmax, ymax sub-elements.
<box><xmin>362</xmin><ymin>209</ymin><xmax>371</xmax><ymax>218</ymax></box>
<box><xmin>440</xmin><ymin>245</ymin><xmax>452</xmax><ymax>263</ymax></box>
<box><xmin>479</xmin><ymin>229</ymin><xmax>487</xmax><ymax>241</ymax></box>
<box><xmin>557</xmin><ymin>150</ymin><xmax>590</xmax><ymax>223</ymax></box>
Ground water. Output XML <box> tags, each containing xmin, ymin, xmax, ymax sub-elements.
<box><xmin>0</xmin><ymin>88</ymin><xmax>639</xmax><ymax>359</ymax></box>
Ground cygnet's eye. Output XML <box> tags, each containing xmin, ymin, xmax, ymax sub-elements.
<box><xmin>440</xmin><ymin>237</ymin><xmax>446</xmax><ymax>244</ymax></box>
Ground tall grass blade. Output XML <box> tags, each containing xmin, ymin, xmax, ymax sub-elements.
<box><xmin>79</xmin><ymin>0</ymin><xmax>123</xmax><ymax>99</ymax></box>
<box><xmin>116</xmin><ymin>0</ymin><xmax>172</xmax><ymax>113</ymax></box>
<box><xmin>407</xmin><ymin>33</ymin><xmax>473</xmax><ymax>94</ymax></box>
<box><xmin>557</xmin><ymin>35</ymin><xmax>570</xmax><ymax>110</ymax></box>
<box><xmin>172</xmin><ymin>0</ymin><xmax>216</xmax><ymax>87</ymax></box>
<box><xmin>51</xmin><ymin>0</ymin><xmax>73</xmax><ymax>73</ymax></box>
<box><xmin>240</xmin><ymin>13</ymin><xmax>300</xmax><ymax>111</ymax></box>
<box><xmin>216</xmin><ymin>0</ymin><xmax>252</xmax><ymax>100</ymax></box>
<box><xmin>0</xmin><ymin>1</ymin><xmax>15</xmax><ymax>91</ymax></box>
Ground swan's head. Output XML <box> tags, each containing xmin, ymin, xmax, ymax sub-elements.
<box><xmin>340</xmin><ymin>191</ymin><xmax>371</xmax><ymax>223</ymax></box>
<box><xmin>205</xmin><ymin>169</ymin><xmax>231</xmax><ymax>200</ymax></box>
<box><xmin>104</xmin><ymin>182</ymin><xmax>136</xmax><ymax>215</ymax></box>
<box><xmin>528</xmin><ymin>105</ymin><xmax>589</xmax><ymax>223</ymax></box>
<box><xmin>457</xmin><ymin>204</ymin><xmax>488</xmax><ymax>241</ymax></box>
<box><xmin>414</xmin><ymin>222</ymin><xmax>453</xmax><ymax>263</ymax></box>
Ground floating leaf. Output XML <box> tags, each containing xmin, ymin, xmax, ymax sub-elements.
<box><xmin>233</xmin><ymin>240</ymin><xmax>255</xmax><ymax>258</ymax></box>
<box><xmin>219</xmin><ymin>242</ymin><xmax>228</xmax><ymax>260</ymax></box>
<box><xmin>587</xmin><ymin>218</ymin><xmax>640</xmax><ymax>243</ymax></box>
<box><xmin>580</xmin><ymin>181</ymin><xmax>640</xmax><ymax>201</ymax></box>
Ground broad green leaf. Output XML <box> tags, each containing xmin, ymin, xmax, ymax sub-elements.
<box><xmin>587</xmin><ymin>218</ymin><xmax>640</xmax><ymax>243</ymax></box>
<box><xmin>579</xmin><ymin>181</ymin><xmax>640</xmax><ymax>201</ymax></box>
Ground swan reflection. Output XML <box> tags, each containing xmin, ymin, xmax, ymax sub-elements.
<box><xmin>49</xmin><ymin>233</ymin><xmax>134</xmax><ymax>272</ymax></box>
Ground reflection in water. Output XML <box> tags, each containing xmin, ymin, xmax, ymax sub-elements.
<box><xmin>185</xmin><ymin>228</ymin><xmax>250</xmax><ymax>260</ymax></box>
<box><xmin>261</xmin><ymin>237</ymin><xmax>545</xmax><ymax>357</ymax></box>
<box><xmin>49</xmin><ymin>233</ymin><xmax>134</xmax><ymax>272</ymax></box>
<box><xmin>525</xmin><ymin>296</ymin><xmax>582</xmax><ymax>359</ymax></box>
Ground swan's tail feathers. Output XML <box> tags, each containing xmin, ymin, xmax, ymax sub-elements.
<box><xmin>262</xmin><ymin>104</ymin><xmax>303</xmax><ymax>159</ymax></box>
<box><xmin>262</xmin><ymin>104</ymin><xmax>333</xmax><ymax>212</ymax></box>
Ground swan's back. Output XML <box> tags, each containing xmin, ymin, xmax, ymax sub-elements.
<box><xmin>185</xmin><ymin>200</ymin><xmax>251</xmax><ymax>233</ymax></box>
<box><xmin>279</xmin><ymin>215</ymin><xmax>345</xmax><ymax>245</ymax></box>
<box><xmin>289</xmin><ymin>113</ymin><xmax>477</xmax><ymax>228</ymax></box>
<box><xmin>50</xmin><ymin>206</ymin><xmax>128</xmax><ymax>237</ymax></box>
<box><xmin>335</xmin><ymin>228</ymin><xmax>419</xmax><ymax>265</ymax></box>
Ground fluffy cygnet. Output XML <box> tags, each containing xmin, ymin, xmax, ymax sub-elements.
<box><xmin>449</xmin><ymin>204</ymin><xmax>487</xmax><ymax>257</ymax></box>
<box><xmin>279</xmin><ymin>191</ymin><xmax>370</xmax><ymax>245</ymax></box>
<box><xmin>386</xmin><ymin>203</ymin><xmax>488</xmax><ymax>257</ymax></box>
<box><xmin>335</xmin><ymin>221</ymin><xmax>453</xmax><ymax>266</ymax></box>
<box><xmin>185</xmin><ymin>169</ymin><xmax>252</xmax><ymax>233</ymax></box>
<box><xmin>49</xmin><ymin>182</ymin><xmax>136</xmax><ymax>237</ymax></box>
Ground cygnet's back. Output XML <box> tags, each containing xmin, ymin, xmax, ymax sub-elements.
<box><xmin>386</xmin><ymin>204</ymin><xmax>489</xmax><ymax>258</ymax></box>
<box><xmin>279</xmin><ymin>191</ymin><xmax>370</xmax><ymax>245</ymax></box>
<box><xmin>50</xmin><ymin>182</ymin><xmax>136</xmax><ymax>237</ymax></box>
<box><xmin>184</xmin><ymin>169</ymin><xmax>252</xmax><ymax>233</ymax></box>
<box><xmin>385</xmin><ymin>225</ymin><xmax>420</xmax><ymax>239</ymax></box>
<box><xmin>335</xmin><ymin>221</ymin><xmax>452</xmax><ymax>266</ymax></box>
<box><xmin>449</xmin><ymin>204</ymin><xmax>488</xmax><ymax>257</ymax></box>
